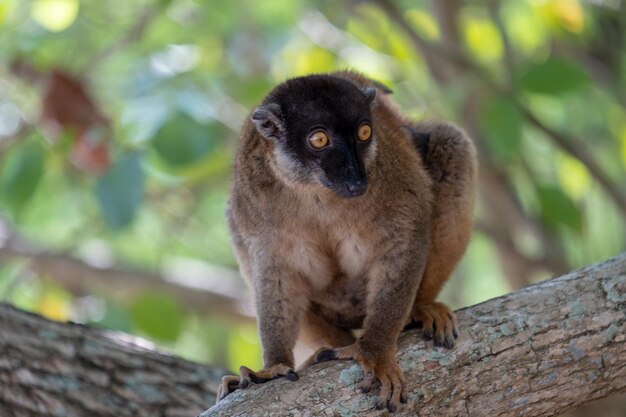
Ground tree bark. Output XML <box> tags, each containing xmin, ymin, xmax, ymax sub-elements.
<box><xmin>0</xmin><ymin>305</ymin><xmax>224</xmax><ymax>417</ymax></box>
<box><xmin>1</xmin><ymin>254</ymin><xmax>625</xmax><ymax>417</ymax></box>
<box><xmin>202</xmin><ymin>253</ymin><xmax>626</xmax><ymax>416</ymax></box>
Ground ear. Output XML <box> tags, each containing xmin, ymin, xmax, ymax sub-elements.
<box><xmin>362</xmin><ymin>87</ymin><xmax>377</xmax><ymax>104</ymax></box>
<box><xmin>251</xmin><ymin>103</ymin><xmax>285</xmax><ymax>140</ymax></box>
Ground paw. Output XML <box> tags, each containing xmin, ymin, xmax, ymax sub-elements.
<box><xmin>216</xmin><ymin>375</ymin><xmax>240</xmax><ymax>402</ymax></box>
<box><xmin>313</xmin><ymin>344</ymin><xmax>407</xmax><ymax>413</ymax></box>
<box><xmin>215</xmin><ymin>364</ymin><xmax>298</xmax><ymax>402</ymax></box>
<box><xmin>409</xmin><ymin>301</ymin><xmax>458</xmax><ymax>348</ymax></box>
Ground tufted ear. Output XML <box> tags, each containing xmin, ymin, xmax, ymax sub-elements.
<box><xmin>251</xmin><ymin>103</ymin><xmax>285</xmax><ymax>140</ymax></box>
<box><xmin>362</xmin><ymin>87</ymin><xmax>377</xmax><ymax>104</ymax></box>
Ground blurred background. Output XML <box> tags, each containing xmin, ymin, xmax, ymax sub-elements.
<box><xmin>0</xmin><ymin>0</ymin><xmax>625</xmax><ymax>414</ymax></box>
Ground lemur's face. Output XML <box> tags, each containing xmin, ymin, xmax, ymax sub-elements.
<box><xmin>251</xmin><ymin>75</ymin><xmax>377</xmax><ymax>198</ymax></box>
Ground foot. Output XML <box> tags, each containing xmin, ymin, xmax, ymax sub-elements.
<box><xmin>216</xmin><ymin>363</ymin><xmax>298</xmax><ymax>402</ymax></box>
<box><xmin>313</xmin><ymin>344</ymin><xmax>407</xmax><ymax>413</ymax></box>
<box><xmin>407</xmin><ymin>301</ymin><xmax>458</xmax><ymax>348</ymax></box>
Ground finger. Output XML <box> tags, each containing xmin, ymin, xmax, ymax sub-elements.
<box><xmin>433</xmin><ymin>314</ymin><xmax>447</xmax><ymax>347</ymax></box>
<box><xmin>400</xmin><ymin>387</ymin><xmax>408</xmax><ymax>404</ymax></box>
<box><xmin>376</xmin><ymin>374</ymin><xmax>392</xmax><ymax>410</ymax></box>
<box><xmin>420</xmin><ymin>310</ymin><xmax>435</xmax><ymax>340</ymax></box>
<box><xmin>448</xmin><ymin>310</ymin><xmax>459</xmax><ymax>339</ymax></box>
<box><xmin>443</xmin><ymin>318</ymin><xmax>456</xmax><ymax>349</ymax></box>
<box><xmin>356</xmin><ymin>371</ymin><xmax>376</xmax><ymax>394</ymax></box>
<box><xmin>217</xmin><ymin>375</ymin><xmax>240</xmax><ymax>401</ymax></box>
<box><xmin>388</xmin><ymin>370</ymin><xmax>404</xmax><ymax>413</ymax></box>
<box><xmin>239</xmin><ymin>366</ymin><xmax>253</xmax><ymax>388</ymax></box>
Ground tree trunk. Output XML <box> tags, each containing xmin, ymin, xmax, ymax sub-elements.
<box><xmin>1</xmin><ymin>254</ymin><xmax>625</xmax><ymax>417</ymax></box>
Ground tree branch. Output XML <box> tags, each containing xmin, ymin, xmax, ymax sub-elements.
<box><xmin>0</xmin><ymin>303</ymin><xmax>225</xmax><ymax>416</ymax></box>
<box><xmin>1</xmin><ymin>255</ymin><xmax>624</xmax><ymax>416</ymax></box>
<box><xmin>0</xmin><ymin>219</ymin><xmax>253</xmax><ymax>323</ymax></box>
<box><xmin>202</xmin><ymin>253</ymin><xmax>626</xmax><ymax>416</ymax></box>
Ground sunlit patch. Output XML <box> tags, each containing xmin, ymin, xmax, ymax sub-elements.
<box><xmin>462</xmin><ymin>16</ymin><xmax>503</xmax><ymax>63</ymax></box>
<box><xmin>534</xmin><ymin>0</ymin><xmax>585</xmax><ymax>33</ymax></box>
<box><xmin>150</xmin><ymin>44</ymin><xmax>201</xmax><ymax>77</ymax></box>
<box><xmin>31</xmin><ymin>0</ymin><xmax>79</xmax><ymax>32</ymax></box>
<box><xmin>503</xmin><ymin>2</ymin><xmax>548</xmax><ymax>56</ymax></box>
<box><xmin>553</xmin><ymin>0</ymin><xmax>584</xmax><ymax>33</ymax></box>
<box><xmin>0</xmin><ymin>0</ymin><xmax>14</xmax><ymax>27</ymax></box>
<box><xmin>228</xmin><ymin>324</ymin><xmax>262</xmax><ymax>373</ymax></box>
<box><xmin>37</xmin><ymin>293</ymin><xmax>69</xmax><ymax>321</ymax></box>
<box><xmin>404</xmin><ymin>9</ymin><xmax>439</xmax><ymax>41</ymax></box>
<box><xmin>0</xmin><ymin>102</ymin><xmax>22</xmax><ymax>139</ymax></box>
<box><xmin>556</xmin><ymin>154</ymin><xmax>590</xmax><ymax>200</ymax></box>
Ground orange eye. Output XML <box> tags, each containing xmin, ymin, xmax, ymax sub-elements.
<box><xmin>308</xmin><ymin>130</ymin><xmax>330</xmax><ymax>149</ymax></box>
<box><xmin>358</xmin><ymin>124</ymin><xmax>372</xmax><ymax>142</ymax></box>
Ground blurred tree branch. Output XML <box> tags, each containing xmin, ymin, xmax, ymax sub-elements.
<box><xmin>0</xmin><ymin>218</ymin><xmax>253</xmax><ymax>323</ymax></box>
<box><xmin>84</xmin><ymin>4</ymin><xmax>158</xmax><ymax>74</ymax></box>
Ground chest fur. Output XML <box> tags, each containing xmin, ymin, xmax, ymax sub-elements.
<box><xmin>281</xmin><ymin>227</ymin><xmax>371</xmax><ymax>291</ymax></box>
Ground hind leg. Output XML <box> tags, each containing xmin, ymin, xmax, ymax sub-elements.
<box><xmin>405</xmin><ymin>121</ymin><xmax>477</xmax><ymax>348</ymax></box>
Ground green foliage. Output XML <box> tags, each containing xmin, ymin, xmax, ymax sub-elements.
<box><xmin>537</xmin><ymin>184</ymin><xmax>583</xmax><ymax>234</ymax></box>
<box><xmin>518</xmin><ymin>57</ymin><xmax>589</xmax><ymax>95</ymax></box>
<box><xmin>95</xmin><ymin>153</ymin><xmax>145</xmax><ymax>230</ymax></box>
<box><xmin>151</xmin><ymin>113</ymin><xmax>219</xmax><ymax>168</ymax></box>
<box><xmin>480</xmin><ymin>95</ymin><xmax>523</xmax><ymax>161</ymax></box>
<box><xmin>1</xmin><ymin>140</ymin><xmax>45</xmax><ymax>217</ymax></box>
<box><xmin>96</xmin><ymin>300</ymin><xmax>133</xmax><ymax>333</ymax></box>
<box><xmin>129</xmin><ymin>291</ymin><xmax>184</xmax><ymax>342</ymax></box>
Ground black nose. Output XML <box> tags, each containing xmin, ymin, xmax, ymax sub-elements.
<box><xmin>346</xmin><ymin>180</ymin><xmax>367</xmax><ymax>196</ymax></box>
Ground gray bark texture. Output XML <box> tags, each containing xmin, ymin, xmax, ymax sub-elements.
<box><xmin>204</xmin><ymin>253</ymin><xmax>626</xmax><ymax>417</ymax></box>
<box><xmin>0</xmin><ymin>305</ymin><xmax>224</xmax><ymax>417</ymax></box>
<box><xmin>0</xmin><ymin>254</ymin><xmax>624</xmax><ymax>417</ymax></box>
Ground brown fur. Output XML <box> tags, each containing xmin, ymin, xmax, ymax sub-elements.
<box><xmin>218</xmin><ymin>71</ymin><xmax>477</xmax><ymax>411</ymax></box>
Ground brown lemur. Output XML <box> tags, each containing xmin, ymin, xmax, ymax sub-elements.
<box><xmin>218</xmin><ymin>71</ymin><xmax>477</xmax><ymax>412</ymax></box>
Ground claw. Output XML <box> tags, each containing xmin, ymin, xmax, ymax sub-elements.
<box><xmin>375</xmin><ymin>399</ymin><xmax>387</xmax><ymax>410</ymax></box>
<box><xmin>217</xmin><ymin>363</ymin><xmax>297</xmax><ymax>402</ymax></box>
<box><xmin>315</xmin><ymin>348</ymin><xmax>337</xmax><ymax>363</ymax></box>
<box><xmin>412</xmin><ymin>302</ymin><xmax>458</xmax><ymax>349</ymax></box>
<box><xmin>422</xmin><ymin>328</ymin><xmax>433</xmax><ymax>340</ymax></box>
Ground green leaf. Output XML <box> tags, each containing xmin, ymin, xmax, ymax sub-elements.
<box><xmin>518</xmin><ymin>57</ymin><xmax>588</xmax><ymax>95</ymax></box>
<box><xmin>95</xmin><ymin>153</ymin><xmax>144</xmax><ymax>230</ymax></box>
<box><xmin>95</xmin><ymin>301</ymin><xmax>133</xmax><ymax>333</ymax></box>
<box><xmin>151</xmin><ymin>113</ymin><xmax>218</xmax><ymax>167</ymax></box>
<box><xmin>537</xmin><ymin>185</ymin><xmax>582</xmax><ymax>233</ymax></box>
<box><xmin>129</xmin><ymin>292</ymin><xmax>184</xmax><ymax>342</ymax></box>
<box><xmin>480</xmin><ymin>95</ymin><xmax>523</xmax><ymax>160</ymax></box>
<box><xmin>1</xmin><ymin>141</ymin><xmax>45</xmax><ymax>215</ymax></box>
